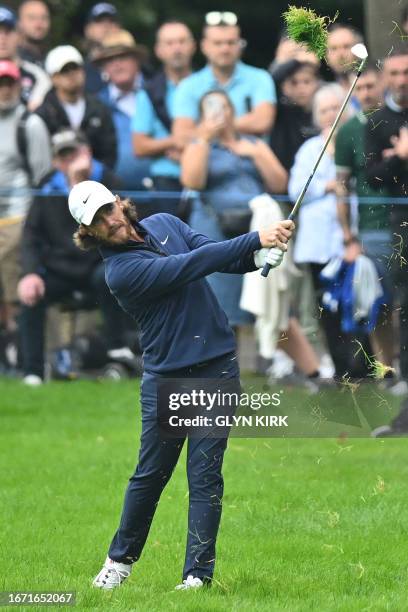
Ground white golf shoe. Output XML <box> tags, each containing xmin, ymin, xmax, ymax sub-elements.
<box><xmin>175</xmin><ymin>575</ymin><xmax>204</xmax><ymax>590</ymax></box>
<box><xmin>92</xmin><ymin>556</ymin><xmax>132</xmax><ymax>589</ymax></box>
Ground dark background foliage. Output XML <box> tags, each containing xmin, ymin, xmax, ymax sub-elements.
<box><xmin>8</xmin><ymin>0</ymin><xmax>365</xmax><ymax>68</ymax></box>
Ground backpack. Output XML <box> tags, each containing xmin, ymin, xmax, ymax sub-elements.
<box><xmin>144</xmin><ymin>71</ymin><xmax>172</xmax><ymax>132</ymax></box>
<box><xmin>16</xmin><ymin>109</ymin><xmax>32</xmax><ymax>182</ymax></box>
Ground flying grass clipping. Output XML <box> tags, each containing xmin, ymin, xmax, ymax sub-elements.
<box><xmin>283</xmin><ymin>5</ymin><xmax>338</xmax><ymax>60</ymax></box>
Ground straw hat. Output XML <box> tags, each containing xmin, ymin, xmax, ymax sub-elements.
<box><xmin>91</xmin><ymin>30</ymin><xmax>147</xmax><ymax>63</ymax></box>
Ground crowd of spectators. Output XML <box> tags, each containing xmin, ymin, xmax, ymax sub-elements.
<box><xmin>0</xmin><ymin>1</ymin><xmax>407</xmax><ymax>392</ymax></box>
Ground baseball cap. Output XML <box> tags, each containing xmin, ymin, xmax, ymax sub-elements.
<box><xmin>0</xmin><ymin>60</ymin><xmax>20</xmax><ymax>80</ymax></box>
<box><xmin>45</xmin><ymin>45</ymin><xmax>84</xmax><ymax>76</ymax></box>
<box><xmin>69</xmin><ymin>180</ymin><xmax>116</xmax><ymax>225</ymax></box>
<box><xmin>0</xmin><ymin>6</ymin><xmax>16</xmax><ymax>29</ymax></box>
<box><xmin>51</xmin><ymin>130</ymin><xmax>83</xmax><ymax>156</ymax></box>
<box><xmin>87</xmin><ymin>2</ymin><xmax>118</xmax><ymax>23</ymax></box>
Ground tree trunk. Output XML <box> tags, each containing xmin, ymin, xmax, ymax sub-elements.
<box><xmin>365</xmin><ymin>0</ymin><xmax>406</xmax><ymax>61</ymax></box>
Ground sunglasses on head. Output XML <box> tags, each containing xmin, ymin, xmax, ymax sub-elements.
<box><xmin>205</xmin><ymin>11</ymin><xmax>238</xmax><ymax>26</ymax></box>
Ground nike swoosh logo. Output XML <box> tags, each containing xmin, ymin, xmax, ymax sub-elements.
<box><xmin>160</xmin><ymin>235</ymin><xmax>169</xmax><ymax>245</ymax></box>
<box><xmin>83</xmin><ymin>194</ymin><xmax>91</xmax><ymax>204</ymax></box>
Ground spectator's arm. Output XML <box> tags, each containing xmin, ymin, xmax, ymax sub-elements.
<box><xmin>26</xmin><ymin>114</ymin><xmax>52</xmax><ymax>185</ymax></box>
<box><xmin>21</xmin><ymin>197</ymin><xmax>46</xmax><ymax>275</ymax></box>
<box><xmin>336</xmin><ymin>167</ymin><xmax>354</xmax><ymax>241</ymax></box>
<box><xmin>172</xmin><ymin>117</ymin><xmax>196</xmax><ymax>148</ymax></box>
<box><xmin>234</xmin><ymin>71</ymin><xmax>277</xmax><ymax>135</ymax></box>
<box><xmin>133</xmin><ymin>133</ymin><xmax>175</xmax><ymax>157</ymax></box>
<box><xmin>234</xmin><ymin>102</ymin><xmax>276</xmax><ymax>136</ymax></box>
<box><xmin>171</xmin><ymin>79</ymin><xmax>199</xmax><ymax>148</ymax></box>
<box><xmin>180</xmin><ymin>139</ymin><xmax>210</xmax><ymax>190</ymax></box>
<box><xmin>251</xmin><ymin>139</ymin><xmax>287</xmax><ymax>192</ymax></box>
<box><xmin>132</xmin><ymin>89</ymin><xmax>176</xmax><ymax>157</ymax></box>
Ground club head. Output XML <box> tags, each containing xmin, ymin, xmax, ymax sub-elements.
<box><xmin>351</xmin><ymin>43</ymin><xmax>368</xmax><ymax>60</ymax></box>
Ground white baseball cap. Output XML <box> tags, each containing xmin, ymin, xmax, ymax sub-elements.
<box><xmin>68</xmin><ymin>180</ymin><xmax>116</xmax><ymax>225</ymax></box>
<box><xmin>45</xmin><ymin>45</ymin><xmax>84</xmax><ymax>76</ymax></box>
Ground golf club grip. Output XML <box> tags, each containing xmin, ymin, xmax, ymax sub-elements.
<box><xmin>261</xmin><ymin>262</ymin><xmax>272</xmax><ymax>277</ymax></box>
<box><xmin>261</xmin><ymin>211</ymin><xmax>294</xmax><ymax>277</ymax></box>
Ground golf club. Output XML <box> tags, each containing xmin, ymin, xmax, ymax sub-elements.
<box><xmin>261</xmin><ymin>43</ymin><xmax>369</xmax><ymax>278</ymax></box>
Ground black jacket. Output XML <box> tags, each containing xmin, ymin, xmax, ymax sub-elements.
<box><xmin>270</xmin><ymin>100</ymin><xmax>318</xmax><ymax>171</ymax></box>
<box><xmin>269</xmin><ymin>60</ymin><xmax>318</xmax><ymax>171</ymax></box>
<box><xmin>21</xmin><ymin>166</ymin><xmax>120</xmax><ymax>281</ymax></box>
<box><xmin>365</xmin><ymin>100</ymin><xmax>408</xmax><ymax>199</ymax></box>
<box><xmin>36</xmin><ymin>88</ymin><xmax>117</xmax><ymax>169</ymax></box>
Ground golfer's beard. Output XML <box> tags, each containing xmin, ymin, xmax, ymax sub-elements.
<box><xmin>100</xmin><ymin>224</ymin><xmax>129</xmax><ymax>245</ymax></box>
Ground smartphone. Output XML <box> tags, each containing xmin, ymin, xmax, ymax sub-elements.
<box><xmin>202</xmin><ymin>94</ymin><xmax>225</xmax><ymax>121</ymax></box>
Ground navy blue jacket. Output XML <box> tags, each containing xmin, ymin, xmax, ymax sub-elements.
<box><xmin>101</xmin><ymin>213</ymin><xmax>261</xmax><ymax>373</ymax></box>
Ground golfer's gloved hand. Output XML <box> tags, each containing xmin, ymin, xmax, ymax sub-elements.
<box><xmin>254</xmin><ymin>247</ymin><xmax>285</xmax><ymax>270</ymax></box>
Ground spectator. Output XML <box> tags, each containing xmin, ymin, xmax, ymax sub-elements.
<box><xmin>0</xmin><ymin>59</ymin><xmax>51</xmax><ymax>333</ymax></box>
<box><xmin>269</xmin><ymin>30</ymin><xmax>320</xmax><ymax>75</ymax></box>
<box><xmin>94</xmin><ymin>30</ymin><xmax>151</xmax><ymax>189</ymax></box>
<box><xmin>326</xmin><ymin>24</ymin><xmax>363</xmax><ymax>95</ymax></box>
<box><xmin>37</xmin><ymin>45</ymin><xmax>116</xmax><ymax>168</ymax></box>
<box><xmin>181</xmin><ymin>90</ymin><xmax>287</xmax><ymax>329</ymax></box>
<box><xmin>0</xmin><ymin>5</ymin><xmax>50</xmax><ymax>108</ymax></box>
<box><xmin>17</xmin><ymin>0</ymin><xmax>50</xmax><ymax>67</ymax></box>
<box><xmin>270</xmin><ymin>60</ymin><xmax>320</xmax><ymax>171</ymax></box>
<box><xmin>17</xmin><ymin>130</ymin><xmax>134</xmax><ymax>385</ymax></box>
<box><xmin>365</xmin><ymin>43</ymin><xmax>408</xmax><ymax>395</ymax></box>
<box><xmin>132</xmin><ymin>21</ymin><xmax>196</xmax><ymax>216</ymax></box>
<box><xmin>335</xmin><ymin>63</ymin><xmax>393</xmax><ymax>372</ymax></box>
<box><xmin>83</xmin><ymin>2</ymin><xmax>121</xmax><ymax>94</ymax></box>
<box><xmin>173</xmin><ymin>11</ymin><xmax>276</xmax><ymax>144</ymax></box>
<box><xmin>289</xmin><ymin>83</ymin><xmax>360</xmax><ymax>379</ymax></box>
<box><xmin>84</xmin><ymin>2</ymin><xmax>120</xmax><ymax>49</ymax></box>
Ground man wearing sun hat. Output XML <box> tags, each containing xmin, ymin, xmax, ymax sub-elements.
<box><xmin>95</xmin><ymin>30</ymin><xmax>151</xmax><ymax>189</ymax></box>
<box><xmin>36</xmin><ymin>44</ymin><xmax>117</xmax><ymax>168</ymax></box>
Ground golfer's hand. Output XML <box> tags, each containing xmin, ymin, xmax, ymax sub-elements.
<box><xmin>258</xmin><ymin>220</ymin><xmax>295</xmax><ymax>250</ymax></box>
<box><xmin>254</xmin><ymin>247</ymin><xmax>285</xmax><ymax>269</ymax></box>
<box><xmin>18</xmin><ymin>273</ymin><xmax>45</xmax><ymax>306</ymax></box>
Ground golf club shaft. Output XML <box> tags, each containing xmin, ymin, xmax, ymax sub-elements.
<box><xmin>261</xmin><ymin>56</ymin><xmax>368</xmax><ymax>278</ymax></box>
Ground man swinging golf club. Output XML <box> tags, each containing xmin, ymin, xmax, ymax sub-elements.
<box><xmin>68</xmin><ymin>180</ymin><xmax>294</xmax><ymax>590</ymax></box>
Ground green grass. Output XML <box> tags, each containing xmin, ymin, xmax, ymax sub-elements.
<box><xmin>1</xmin><ymin>378</ymin><xmax>408</xmax><ymax>611</ymax></box>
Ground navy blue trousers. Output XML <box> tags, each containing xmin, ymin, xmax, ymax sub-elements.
<box><xmin>108</xmin><ymin>351</ymin><xmax>240</xmax><ymax>581</ymax></box>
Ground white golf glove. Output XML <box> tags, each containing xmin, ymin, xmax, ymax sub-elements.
<box><xmin>254</xmin><ymin>247</ymin><xmax>285</xmax><ymax>270</ymax></box>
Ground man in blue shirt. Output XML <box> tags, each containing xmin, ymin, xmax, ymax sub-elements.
<box><xmin>132</xmin><ymin>21</ymin><xmax>196</xmax><ymax>216</ymax></box>
<box><xmin>172</xmin><ymin>12</ymin><xmax>277</xmax><ymax>144</ymax></box>
<box><xmin>68</xmin><ymin>179</ymin><xmax>294</xmax><ymax>591</ymax></box>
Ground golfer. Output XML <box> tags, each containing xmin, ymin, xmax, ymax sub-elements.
<box><xmin>68</xmin><ymin>180</ymin><xmax>294</xmax><ymax>590</ymax></box>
